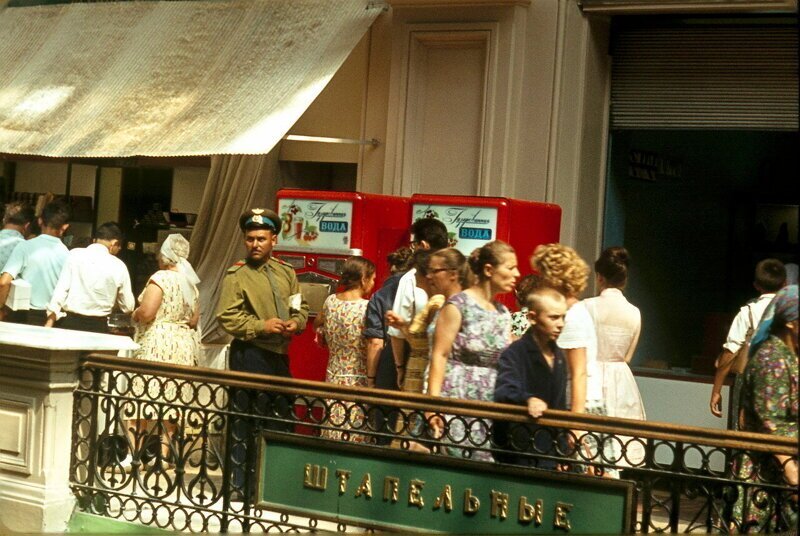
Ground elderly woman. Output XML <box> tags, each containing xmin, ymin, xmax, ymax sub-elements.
<box><xmin>133</xmin><ymin>233</ymin><xmax>201</xmax><ymax>363</ymax></box>
<box><xmin>127</xmin><ymin>234</ymin><xmax>201</xmax><ymax>467</ymax></box>
<box><xmin>733</xmin><ymin>285</ymin><xmax>798</xmax><ymax>531</ymax></box>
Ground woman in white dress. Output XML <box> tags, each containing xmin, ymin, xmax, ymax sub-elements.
<box><xmin>583</xmin><ymin>246</ymin><xmax>646</xmax><ymax>466</ymax></box>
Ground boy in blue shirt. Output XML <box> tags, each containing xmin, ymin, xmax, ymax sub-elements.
<box><xmin>494</xmin><ymin>287</ymin><xmax>568</xmax><ymax>469</ymax></box>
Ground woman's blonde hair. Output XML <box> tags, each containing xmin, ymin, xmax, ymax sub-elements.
<box><xmin>530</xmin><ymin>243</ymin><xmax>589</xmax><ymax>298</ymax></box>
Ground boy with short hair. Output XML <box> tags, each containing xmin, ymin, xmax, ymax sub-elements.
<box><xmin>494</xmin><ymin>287</ymin><xmax>568</xmax><ymax>469</ymax></box>
<box><xmin>710</xmin><ymin>258</ymin><xmax>786</xmax><ymax>425</ymax></box>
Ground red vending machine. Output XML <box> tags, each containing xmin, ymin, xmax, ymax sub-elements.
<box><xmin>274</xmin><ymin>189</ymin><xmax>409</xmax><ymax>381</ymax></box>
<box><xmin>410</xmin><ymin>194</ymin><xmax>561</xmax><ymax>308</ymax></box>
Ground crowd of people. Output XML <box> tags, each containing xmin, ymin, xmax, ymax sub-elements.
<box><xmin>217</xmin><ymin>208</ymin><xmax>795</xmax><ymax>501</ymax></box>
<box><xmin>0</xmin><ymin>200</ymin><xmax>796</xmax><ymax>497</ymax></box>
<box><xmin>0</xmin><ymin>199</ymin><xmax>201</xmax><ymax>392</ymax></box>
<box><xmin>328</xmin><ymin>225</ymin><xmax>647</xmax><ymax>472</ymax></box>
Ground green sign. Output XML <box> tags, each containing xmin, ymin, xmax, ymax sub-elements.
<box><xmin>257</xmin><ymin>434</ymin><xmax>634</xmax><ymax>534</ymax></box>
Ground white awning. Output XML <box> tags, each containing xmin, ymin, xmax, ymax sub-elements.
<box><xmin>0</xmin><ymin>0</ymin><xmax>381</xmax><ymax>157</ymax></box>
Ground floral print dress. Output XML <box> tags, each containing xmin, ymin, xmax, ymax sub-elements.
<box><xmin>440</xmin><ymin>292</ymin><xmax>512</xmax><ymax>461</ymax></box>
<box><xmin>320</xmin><ymin>294</ymin><xmax>369</xmax><ymax>442</ymax></box>
<box><xmin>133</xmin><ymin>270</ymin><xmax>200</xmax><ymax>409</ymax></box>
<box><xmin>510</xmin><ymin>307</ymin><xmax>530</xmax><ymax>338</ymax></box>
<box><xmin>733</xmin><ymin>335</ymin><xmax>798</xmax><ymax>531</ymax></box>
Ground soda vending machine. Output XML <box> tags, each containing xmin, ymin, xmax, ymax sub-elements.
<box><xmin>410</xmin><ymin>194</ymin><xmax>561</xmax><ymax>308</ymax></box>
<box><xmin>273</xmin><ymin>189</ymin><xmax>409</xmax><ymax>382</ymax></box>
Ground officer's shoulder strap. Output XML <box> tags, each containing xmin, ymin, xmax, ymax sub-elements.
<box><xmin>270</xmin><ymin>256</ymin><xmax>293</xmax><ymax>269</ymax></box>
<box><xmin>226</xmin><ymin>260</ymin><xmax>247</xmax><ymax>273</ymax></box>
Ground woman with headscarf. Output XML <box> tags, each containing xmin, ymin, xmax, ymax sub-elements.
<box><xmin>733</xmin><ymin>284</ymin><xmax>797</xmax><ymax>531</ymax></box>
<box><xmin>128</xmin><ymin>234</ymin><xmax>201</xmax><ymax>468</ymax></box>
<box><xmin>133</xmin><ymin>233</ymin><xmax>201</xmax><ymax>364</ymax></box>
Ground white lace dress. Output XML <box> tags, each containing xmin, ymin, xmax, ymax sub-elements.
<box><xmin>584</xmin><ymin>288</ymin><xmax>646</xmax><ymax>467</ymax></box>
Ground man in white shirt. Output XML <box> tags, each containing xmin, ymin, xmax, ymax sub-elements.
<box><xmin>45</xmin><ymin>221</ymin><xmax>134</xmax><ymax>333</ymax></box>
<box><xmin>387</xmin><ymin>217</ymin><xmax>448</xmax><ymax>385</ymax></box>
<box><xmin>710</xmin><ymin>258</ymin><xmax>786</xmax><ymax>423</ymax></box>
<box><xmin>0</xmin><ymin>201</ymin><xmax>36</xmax><ymax>270</ymax></box>
<box><xmin>0</xmin><ymin>200</ymin><xmax>71</xmax><ymax>325</ymax></box>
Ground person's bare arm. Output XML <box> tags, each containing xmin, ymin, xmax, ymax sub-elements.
<box><xmin>565</xmin><ymin>347</ymin><xmax>587</xmax><ymax>414</ymax></box>
<box><xmin>390</xmin><ymin>336</ymin><xmax>407</xmax><ymax>388</ymax></box>
<box><xmin>775</xmin><ymin>455</ymin><xmax>799</xmax><ymax>486</ymax></box>
<box><xmin>313</xmin><ymin>308</ymin><xmax>325</xmax><ymax>330</ymax></box>
<box><xmin>365</xmin><ymin>338</ymin><xmax>383</xmax><ymax>388</ymax></box>
<box><xmin>188</xmin><ymin>304</ymin><xmax>200</xmax><ymax>330</ymax></box>
<box><xmin>386</xmin><ymin>310</ymin><xmax>410</xmax><ymax>337</ymax></box>
<box><xmin>426</xmin><ymin>304</ymin><xmax>461</xmax><ymax>435</ymax></box>
<box><xmin>132</xmin><ymin>282</ymin><xmax>163</xmax><ymax>324</ymax></box>
<box><xmin>0</xmin><ymin>273</ymin><xmax>13</xmax><ymax>313</ymax></box>
<box><xmin>428</xmin><ymin>303</ymin><xmax>462</xmax><ymax>396</ymax></box>
<box><xmin>710</xmin><ymin>349</ymin><xmax>735</xmax><ymax>417</ymax></box>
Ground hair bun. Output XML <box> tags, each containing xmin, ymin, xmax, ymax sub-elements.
<box><xmin>610</xmin><ymin>247</ymin><xmax>629</xmax><ymax>267</ymax></box>
<box><xmin>468</xmin><ymin>248</ymin><xmax>483</xmax><ymax>275</ymax></box>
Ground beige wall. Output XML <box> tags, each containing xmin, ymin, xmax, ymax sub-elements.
<box><xmin>354</xmin><ymin>0</ymin><xmax>611</xmax><ymax>263</ymax></box>
<box><xmin>171</xmin><ymin>166</ymin><xmax>209</xmax><ymax>214</ymax></box>
<box><xmin>13</xmin><ymin>161</ymin><xmax>68</xmax><ymax>194</ymax></box>
<box><xmin>279</xmin><ymin>33</ymin><xmax>371</xmax><ymax>164</ymax></box>
<box><xmin>95</xmin><ymin>167</ymin><xmax>122</xmax><ymax>226</ymax></box>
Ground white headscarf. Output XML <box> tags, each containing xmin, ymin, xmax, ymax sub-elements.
<box><xmin>160</xmin><ymin>234</ymin><xmax>200</xmax><ymax>307</ymax></box>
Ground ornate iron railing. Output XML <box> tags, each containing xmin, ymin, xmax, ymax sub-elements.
<box><xmin>70</xmin><ymin>353</ymin><xmax>798</xmax><ymax>533</ymax></box>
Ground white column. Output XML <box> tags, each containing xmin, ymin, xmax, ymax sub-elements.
<box><xmin>0</xmin><ymin>323</ymin><xmax>137</xmax><ymax>533</ymax></box>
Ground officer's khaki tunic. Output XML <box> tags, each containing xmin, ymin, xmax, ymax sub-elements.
<box><xmin>216</xmin><ymin>256</ymin><xmax>309</xmax><ymax>355</ymax></box>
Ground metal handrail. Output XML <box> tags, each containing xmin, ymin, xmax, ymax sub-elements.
<box><xmin>82</xmin><ymin>353</ymin><xmax>796</xmax><ymax>454</ymax></box>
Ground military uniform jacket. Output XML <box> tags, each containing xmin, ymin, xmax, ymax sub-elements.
<box><xmin>216</xmin><ymin>256</ymin><xmax>309</xmax><ymax>355</ymax></box>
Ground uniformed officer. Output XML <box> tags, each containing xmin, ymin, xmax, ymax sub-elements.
<box><xmin>216</xmin><ymin>208</ymin><xmax>309</xmax><ymax>501</ymax></box>
<box><xmin>217</xmin><ymin>208</ymin><xmax>309</xmax><ymax>378</ymax></box>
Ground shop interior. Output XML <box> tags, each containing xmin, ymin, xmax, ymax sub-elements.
<box><xmin>604</xmin><ymin>129</ymin><xmax>799</xmax><ymax>374</ymax></box>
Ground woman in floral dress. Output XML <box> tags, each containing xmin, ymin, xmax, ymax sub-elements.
<box><xmin>128</xmin><ymin>234</ymin><xmax>200</xmax><ymax>466</ymax></box>
<box><xmin>315</xmin><ymin>256</ymin><xmax>375</xmax><ymax>442</ymax></box>
<box><xmin>427</xmin><ymin>241</ymin><xmax>517</xmax><ymax>462</ymax></box>
<box><xmin>733</xmin><ymin>285</ymin><xmax>797</xmax><ymax>532</ymax></box>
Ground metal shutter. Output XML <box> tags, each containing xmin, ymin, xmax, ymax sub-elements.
<box><xmin>610</xmin><ymin>25</ymin><xmax>798</xmax><ymax>130</ymax></box>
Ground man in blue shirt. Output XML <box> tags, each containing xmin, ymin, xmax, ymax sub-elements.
<box><xmin>494</xmin><ymin>287</ymin><xmax>568</xmax><ymax>470</ymax></box>
<box><xmin>0</xmin><ymin>201</ymin><xmax>35</xmax><ymax>270</ymax></box>
<box><xmin>363</xmin><ymin>247</ymin><xmax>412</xmax><ymax>443</ymax></box>
<box><xmin>0</xmin><ymin>200</ymin><xmax>71</xmax><ymax>325</ymax></box>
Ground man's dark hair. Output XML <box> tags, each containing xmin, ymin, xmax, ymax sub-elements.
<box><xmin>3</xmin><ymin>201</ymin><xmax>36</xmax><ymax>226</ymax></box>
<box><xmin>754</xmin><ymin>258</ymin><xmax>786</xmax><ymax>293</ymax></box>
<box><xmin>95</xmin><ymin>221</ymin><xmax>123</xmax><ymax>242</ymax></box>
<box><xmin>40</xmin><ymin>200</ymin><xmax>71</xmax><ymax>229</ymax></box>
<box><xmin>411</xmin><ymin>218</ymin><xmax>448</xmax><ymax>250</ymax></box>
